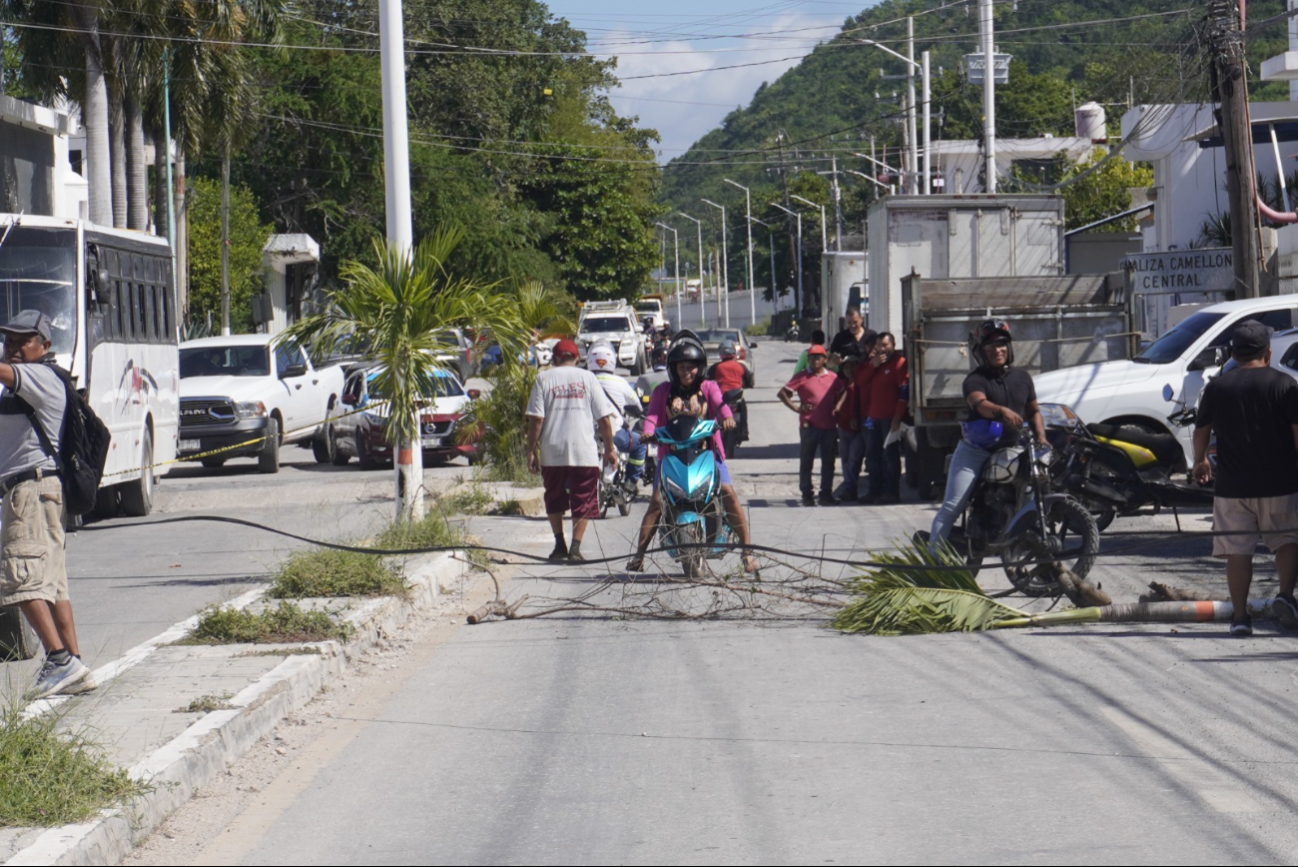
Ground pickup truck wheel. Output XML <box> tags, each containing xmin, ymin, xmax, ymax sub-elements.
<box><xmin>329</xmin><ymin>426</ymin><xmax>349</xmax><ymax>466</ymax></box>
<box><xmin>356</xmin><ymin>435</ymin><xmax>377</xmax><ymax>471</ymax></box>
<box><xmin>119</xmin><ymin>430</ymin><xmax>155</xmax><ymax>517</ymax></box>
<box><xmin>258</xmin><ymin>418</ymin><xmax>281</xmax><ymax>474</ymax></box>
<box><xmin>311</xmin><ymin>432</ymin><xmax>332</xmax><ymax>464</ymax></box>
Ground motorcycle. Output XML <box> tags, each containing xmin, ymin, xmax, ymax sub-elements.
<box><xmin>598</xmin><ymin>455</ymin><xmax>633</xmax><ymax>518</ymax></box>
<box><xmin>1043</xmin><ymin>401</ymin><xmax>1212</xmax><ymax>532</ymax></box>
<box><xmin>720</xmin><ymin>388</ymin><xmax>748</xmax><ymax>458</ymax></box>
<box><xmin>653</xmin><ymin>414</ymin><xmax>734</xmax><ymax>578</ymax></box>
<box><xmin>936</xmin><ymin>423</ymin><xmax>1100</xmax><ymax>597</ymax></box>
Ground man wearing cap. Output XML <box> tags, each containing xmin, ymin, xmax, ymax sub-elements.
<box><xmin>526</xmin><ymin>339</ymin><xmax>618</xmax><ymax>561</ymax></box>
<box><xmin>779</xmin><ymin>344</ymin><xmax>844</xmax><ymax>506</ymax></box>
<box><xmin>0</xmin><ymin>311</ymin><xmax>94</xmax><ymax>698</ymax></box>
<box><xmin>1193</xmin><ymin>319</ymin><xmax>1298</xmax><ymax>637</ymax></box>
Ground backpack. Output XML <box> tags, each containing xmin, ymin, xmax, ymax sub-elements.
<box><xmin>19</xmin><ymin>364</ymin><xmax>112</xmax><ymax>516</ymax></box>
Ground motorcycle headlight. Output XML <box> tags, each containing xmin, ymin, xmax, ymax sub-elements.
<box><xmin>234</xmin><ymin>400</ymin><xmax>267</xmax><ymax>419</ymax></box>
<box><xmin>688</xmin><ymin>478</ymin><xmax>712</xmax><ymax>499</ymax></box>
<box><xmin>665</xmin><ymin>477</ymin><xmax>689</xmax><ymax>500</ymax></box>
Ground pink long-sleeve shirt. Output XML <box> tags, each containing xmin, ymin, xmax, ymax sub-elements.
<box><xmin>643</xmin><ymin>379</ymin><xmax>733</xmax><ymax>462</ymax></box>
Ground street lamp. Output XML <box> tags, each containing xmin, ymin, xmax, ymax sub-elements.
<box><xmin>770</xmin><ymin>201</ymin><xmax>802</xmax><ymax>316</ymax></box>
<box><xmin>855</xmin><ymin>36</ymin><xmax>931</xmax><ymax>194</ymax></box>
<box><xmin>677</xmin><ymin>211</ymin><xmax>705</xmax><ymax>327</ymax></box>
<box><xmin>701</xmin><ymin>198</ymin><xmax>729</xmax><ymax>328</ymax></box>
<box><xmin>654</xmin><ymin>221</ymin><xmax>681</xmax><ymax>328</ymax></box>
<box><xmin>748</xmin><ymin>215</ymin><xmax>779</xmax><ymax>312</ymax></box>
<box><xmin>791</xmin><ymin>194</ymin><xmax>827</xmax><ymax>253</ymax></box>
<box><xmin>852</xmin><ymin>152</ymin><xmax>899</xmax><ymax>196</ymax></box>
<box><xmin>723</xmin><ymin>178</ymin><xmax>756</xmax><ymax>328</ymax></box>
<box><xmin>844</xmin><ymin>168</ymin><xmax>892</xmax><ymax>191</ymax></box>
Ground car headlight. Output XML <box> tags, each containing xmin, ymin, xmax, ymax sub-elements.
<box><xmin>234</xmin><ymin>401</ymin><xmax>267</xmax><ymax>419</ymax></box>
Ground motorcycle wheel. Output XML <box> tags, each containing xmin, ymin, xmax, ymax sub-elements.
<box><xmin>1092</xmin><ymin>506</ymin><xmax>1116</xmax><ymax>533</ymax></box>
<box><xmin>1003</xmin><ymin>498</ymin><xmax>1100</xmax><ymax>596</ymax></box>
<box><xmin>679</xmin><ymin>522</ymin><xmax>705</xmax><ymax>578</ymax></box>
<box><xmin>618</xmin><ymin>496</ymin><xmax>632</xmax><ymax>517</ymax></box>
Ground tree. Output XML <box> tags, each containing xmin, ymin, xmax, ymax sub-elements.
<box><xmin>1054</xmin><ymin>148</ymin><xmax>1154</xmax><ymax>231</ymax></box>
<box><xmin>281</xmin><ymin>226</ymin><xmax>527</xmax><ymax>520</ymax></box>
<box><xmin>185</xmin><ymin>176</ymin><xmax>273</xmax><ymax>332</ymax></box>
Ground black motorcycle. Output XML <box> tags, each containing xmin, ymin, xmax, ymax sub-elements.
<box><xmin>720</xmin><ymin>388</ymin><xmax>748</xmax><ymax>457</ymax></box>
<box><xmin>931</xmin><ymin>426</ymin><xmax>1099</xmax><ymax>597</ymax></box>
<box><xmin>1042</xmin><ymin>403</ymin><xmax>1212</xmax><ymax>531</ymax></box>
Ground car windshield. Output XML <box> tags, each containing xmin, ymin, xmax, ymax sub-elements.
<box><xmin>180</xmin><ymin>345</ymin><xmax>271</xmax><ymax>378</ymax></box>
<box><xmin>431</xmin><ymin>332</ymin><xmax>461</xmax><ymax>349</ymax></box>
<box><xmin>695</xmin><ymin>329</ymin><xmax>739</xmax><ymax>344</ymax></box>
<box><xmin>636</xmin><ymin>303</ymin><xmax>657</xmax><ymax>314</ymax></box>
<box><xmin>367</xmin><ymin>373</ymin><xmax>464</xmax><ymax>400</ymax></box>
<box><xmin>1133</xmin><ymin>312</ymin><xmax>1226</xmax><ymax>364</ymax></box>
<box><xmin>0</xmin><ymin>227</ymin><xmax>78</xmax><ymax>358</ymax></box>
<box><xmin>582</xmin><ymin>317</ymin><xmax>628</xmax><ymax>333</ymax></box>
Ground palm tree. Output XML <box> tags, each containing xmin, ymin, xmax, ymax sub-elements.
<box><xmin>281</xmin><ymin>226</ymin><xmax>528</xmax><ymax>520</ymax></box>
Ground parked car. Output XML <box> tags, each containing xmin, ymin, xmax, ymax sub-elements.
<box><xmin>694</xmin><ymin>328</ymin><xmax>757</xmax><ymax>376</ymax></box>
<box><xmin>431</xmin><ymin>328</ymin><xmax>476</xmax><ymax>382</ymax></box>
<box><xmin>328</xmin><ymin>364</ymin><xmax>481</xmax><ymax>468</ymax></box>
<box><xmin>1034</xmin><ymin>296</ymin><xmax>1298</xmax><ymax>469</ymax></box>
<box><xmin>481</xmin><ymin>344</ymin><xmax>537</xmax><ymax>369</ymax></box>
<box><xmin>178</xmin><ymin>335</ymin><xmax>346</xmax><ymax>473</ymax></box>
<box><xmin>577</xmin><ymin>301</ymin><xmax>648</xmax><ymax>374</ymax></box>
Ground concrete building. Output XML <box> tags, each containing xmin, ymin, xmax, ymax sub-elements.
<box><xmin>0</xmin><ymin>95</ymin><xmax>87</xmax><ymax>220</ymax></box>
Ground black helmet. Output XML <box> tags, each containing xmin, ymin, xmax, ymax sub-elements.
<box><xmin>972</xmin><ymin>318</ymin><xmax>1014</xmax><ymax>367</ymax></box>
<box><xmin>667</xmin><ymin>329</ymin><xmax>708</xmax><ymax>388</ymax></box>
<box><xmin>719</xmin><ymin>340</ymin><xmax>737</xmax><ymax>360</ymax></box>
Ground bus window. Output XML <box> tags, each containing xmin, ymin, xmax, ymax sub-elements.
<box><xmin>115</xmin><ymin>280</ymin><xmax>127</xmax><ymax>338</ymax></box>
<box><xmin>160</xmin><ymin>283</ymin><xmax>171</xmax><ymax>338</ymax></box>
<box><xmin>134</xmin><ymin>284</ymin><xmax>146</xmax><ymax>338</ymax></box>
<box><xmin>145</xmin><ymin>284</ymin><xmax>158</xmax><ymax>342</ymax></box>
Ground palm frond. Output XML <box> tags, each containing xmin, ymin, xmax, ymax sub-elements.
<box><xmin>833</xmin><ymin>540</ymin><xmax>1026</xmax><ymax>635</ymax></box>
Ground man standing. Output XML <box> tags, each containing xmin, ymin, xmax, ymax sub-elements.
<box><xmin>832</xmin><ymin>350</ymin><xmax>864</xmax><ymax>502</ymax></box>
<box><xmin>526</xmin><ymin>339</ymin><xmax>617</xmax><ymax>562</ymax></box>
<box><xmin>1193</xmin><ymin>320</ymin><xmax>1298</xmax><ymax>637</ymax></box>
<box><xmin>857</xmin><ymin>332</ymin><xmax>909</xmax><ymax>505</ymax></box>
<box><xmin>829</xmin><ymin>307</ymin><xmax>876</xmax><ymax>367</ymax></box>
<box><xmin>779</xmin><ymin>344</ymin><xmax>844</xmax><ymax>506</ymax></box>
<box><xmin>0</xmin><ymin>311</ymin><xmax>94</xmax><ymax>698</ymax></box>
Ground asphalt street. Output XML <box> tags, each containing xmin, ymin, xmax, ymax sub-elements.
<box><xmin>144</xmin><ymin>343</ymin><xmax>1298</xmax><ymax>865</ymax></box>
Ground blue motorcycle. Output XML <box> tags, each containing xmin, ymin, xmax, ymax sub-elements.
<box><xmin>654</xmin><ymin>414</ymin><xmax>732</xmax><ymax>577</ymax></box>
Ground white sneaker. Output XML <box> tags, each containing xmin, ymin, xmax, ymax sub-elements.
<box><xmin>27</xmin><ymin>655</ymin><xmax>91</xmax><ymax>700</ymax></box>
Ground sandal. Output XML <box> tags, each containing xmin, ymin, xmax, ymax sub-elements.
<box><xmin>626</xmin><ymin>555</ymin><xmax>645</xmax><ymax>573</ymax></box>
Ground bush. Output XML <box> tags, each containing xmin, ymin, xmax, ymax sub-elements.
<box><xmin>268</xmin><ymin>548</ymin><xmax>407</xmax><ymax>599</ymax></box>
<box><xmin>459</xmin><ymin>363</ymin><xmax>539</xmax><ymax>484</ymax></box>
<box><xmin>184</xmin><ymin>602</ymin><xmax>353</xmax><ymax>644</ymax></box>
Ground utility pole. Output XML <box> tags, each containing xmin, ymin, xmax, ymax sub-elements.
<box><xmin>1208</xmin><ymin>0</ymin><xmax>1261</xmax><ymax>297</ymax></box>
<box><xmin>656</xmin><ymin>222</ymin><xmax>680</xmax><ymax>327</ymax></box>
<box><xmin>907</xmin><ymin>16</ymin><xmax>919</xmax><ymax>194</ymax></box>
<box><xmin>775</xmin><ymin>132</ymin><xmax>801</xmax><ymax>315</ymax></box>
<box><xmin>922</xmin><ymin>51</ymin><xmax>931</xmax><ymax>195</ymax></box>
<box><xmin>702</xmin><ymin>198</ymin><xmax>729</xmax><ymax>327</ymax></box>
<box><xmin>220</xmin><ymin>146</ymin><xmax>230</xmax><ymax>335</ymax></box>
<box><xmin>724</xmin><ymin>179</ymin><xmax>756</xmax><ymax>327</ymax></box>
<box><xmin>980</xmin><ymin>0</ymin><xmax>997</xmax><ymax>192</ymax></box>
<box><xmin>832</xmin><ymin>155</ymin><xmax>843</xmax><ymax>246</ymax></box>
<box><xmin>678</xmin><ymin>211</ymin><xmax>705</xmax><ymax>327</ymax></box>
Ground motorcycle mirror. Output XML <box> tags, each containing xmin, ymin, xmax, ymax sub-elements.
<box><xmin>1162</xmin><ymin>383</ymin><xmax>1174</xmax><ymax>403</ymax></box>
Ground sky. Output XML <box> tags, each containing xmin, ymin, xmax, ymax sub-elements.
<box><xmin>545</xmin><ymin>0</ymin><xmax>867</xmax><ymax>161</ymax></box>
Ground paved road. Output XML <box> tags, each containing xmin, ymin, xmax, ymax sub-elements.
<box><xmin>9</xmin><ymin>416</ymin><xmax>477</xmax><ymax>694</ymax></box>
<box><xmin>148</xmin><ymin>344</ymin><xmax>1298</xmax><ymax>865</ymax></box>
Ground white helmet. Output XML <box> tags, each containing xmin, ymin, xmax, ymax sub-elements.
<box><xmin>587</xmin><ymin>343</ymin><xmax>617</xmax><ymax>372</ymax></box>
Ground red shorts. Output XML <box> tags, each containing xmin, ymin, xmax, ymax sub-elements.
<box><xmin>540</xmin><ymin>466</ymin><xmax>600</xmax><ymax>519</ymax></box>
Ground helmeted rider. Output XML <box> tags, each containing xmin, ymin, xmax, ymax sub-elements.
<box><xmin>927</xmin><ymin>319</ymin><xmax>1047</xmax><ymax>548</ymax></box>
<box><xmin>628</xmin><ymin>332</ymin><xmax>760</xmax><ymax>574</ymax></box>
<box><xmin>707</xmin><ymin>340</ymin><xmax>753</xmax><ymax>444</ymax></box>
<box><xmin>635</xmin><ymin>345</ymin><xmax>670</xmax><ymax>406</ymax></box>
<box><xmin>587</xmin><ymin>343</ymin><xmax>647</xmax><ymax>487</ymax></box>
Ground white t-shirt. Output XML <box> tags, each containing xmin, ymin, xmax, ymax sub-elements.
<box><xmin>526</xmin><ymin>365</ymin><xmax>616</xmax><ymax>467</ymax></box>
<box><xmin>593</xmin><ymin>371</ymin><xmax>638</xmax><ymax>427</ymax></box>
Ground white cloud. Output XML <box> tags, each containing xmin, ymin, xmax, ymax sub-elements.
<box><xmin>601</xmin><ymin>14</ymin><xmax>841</xmax><ymax>160</ymax></box>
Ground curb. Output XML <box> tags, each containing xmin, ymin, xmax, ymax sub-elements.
<box><xmin>4</xmin><ymin>552</ymin><xmax>468</xmax><ymax>866</ymax></box>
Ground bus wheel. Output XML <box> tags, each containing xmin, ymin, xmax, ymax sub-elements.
<box><xmin>120</xmin><ymin>429</ymin><xmax>155</xmax><ymax>517</ymax></box>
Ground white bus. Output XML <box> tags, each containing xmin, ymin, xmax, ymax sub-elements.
<box><xmin>0</xmin><ymin>215</ymin><xmax>178</xmax><ymax>516</ymax></box>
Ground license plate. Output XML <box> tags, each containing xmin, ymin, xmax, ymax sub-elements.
<box><xmin>179</xmin><ymin>439</ymin><xmax>201</xmax><ymax>452</ymax></box>
<box><xmin>421</xmin><ymin>436</ymin><xmax>443</xmax><ymax>447</ymax></box>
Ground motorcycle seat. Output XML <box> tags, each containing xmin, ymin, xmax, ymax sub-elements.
<box><xmin>1086</xmin><ymin>423</ymin><xmax>1182</xmax><ymax>467</ymax></box>
<box><xmin>721</xmin><ymin>388</ymin><xmax>745</xmax><ymax>405</ymax></box>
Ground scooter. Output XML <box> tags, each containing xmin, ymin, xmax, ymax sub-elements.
<box><xmin>1044</xmin><ymin>400</ymin><xmax>1212</xmax><ymax>532</ymax></box>
<box><xmin>653</xmin><ymin>414</ymin><xmax>733</xmax><ymax>578</ymax></box>
<box><xmin>720</xmin><ymin>388</ymin><xmax>747</xmax><ymax>457</ymax></box>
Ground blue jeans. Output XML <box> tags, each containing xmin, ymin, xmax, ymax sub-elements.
<box><xmin>613</xmin><ymin>429</ymin><xmax>647</xmax><ymax>482</ymax></box>
<box><xmin>864</xmin><ymin>421</ymin><xmax>901</xmax><ymax>500</ymax></box>
<box><xmin>929</xmin><ymin>439</ymin><xmax>992</xmax><ymax>546</ymax></box>
<box><xmin>799</xmin><ymin>426</ymin><xmax>838</xmax><ymax>497</ymax></box>
<box><xmin>835</xmin><ymin>427</ymin><xmax>865</xmax><ymax>500</ymax></box>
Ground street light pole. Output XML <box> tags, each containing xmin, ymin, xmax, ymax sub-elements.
<box><xmin>655</xmin><ymin>222</ymin><xmax>681</xmax><ymax>328</ymax></box>
<box><xmin>770</xmin><ymin>202</ymin><xmax>802</xmax><ymax>318</ymax></box>
<box><xmin>677</xmin><ymin>211</ymin><xmax>705</xmax><ymax>327</ymax></box>
<box><xmin>792</xmin><ymin>195</ymin><xmax>827</xmax><ymax>252</ymax></box>
<box><xmin>723</xmin><ymin>178</ymin><xmax>755</xmax><ymax>328</ymax></box>
<box><xmin>854</xmin><ymin>37</ymin><xmax>929</xmax><ymax>195</ymax></box>
<box><xmin>906</xmin><ymin>16</ymin><xmax>918</xmax><ymax>194</ymax></box>
<box><xmin>922</xmin><ymin>50</ymin><xmax>931</xmax><ymax>194</ymax></box>
<box><xmin>980</xmin><ymin>0</ymin><xmax>997</xmax><ymax>192</ymax></box>
<box><xmin>749</xmin><ymin>216</ymin><xmax>778</xmax><ymax>312</ymax></box>
<box><xmin>701</xmin><ymin>198</ymin><xmax>729</xmax><ymax>327</ymax></box>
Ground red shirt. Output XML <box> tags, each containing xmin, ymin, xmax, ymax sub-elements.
<box><xmin>834</xmin><ymin>374</ymin><xmax>859</xmax><ymax>431</ymax></box>
<box><xmin>711</xmin><ymin>359</ymin><xmax>748</xmax><ymax>393</ymax></box>
<box><xmin>784</xmin><ymin>369</ymin><xmax>844</xmax><ymax>430</ymax></box>
<box><xmin>855</xmin><ymin>354</ymin><xmax>909</xmax><ymax>421</ymax></box>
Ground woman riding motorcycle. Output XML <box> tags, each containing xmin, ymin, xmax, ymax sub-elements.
<box><xmin>627</xmin><ymin>333</ymin><xmax>760</xmax><ymax>574</ymax></box>
<box><xmin>928</xmin><ymin>319</ymin><xmax>1048</xmax><ymax>547</ymax></box>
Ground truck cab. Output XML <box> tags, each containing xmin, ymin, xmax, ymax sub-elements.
<box><xmin>577</xmin><ymin>301</ymin><xmax>648</xmax><ymax>374</ymax></box>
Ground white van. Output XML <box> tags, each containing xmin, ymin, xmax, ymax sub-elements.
<box><xmin>1034</xmin><ymin>296</ymin><xmax>1298</xmax><ymax>468</ymax></box>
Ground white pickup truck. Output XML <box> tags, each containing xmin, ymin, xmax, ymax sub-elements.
<box><xmin>177</xmin><ymin>334</ymin><xmax>346</xmax><ymax>472</ymax></box>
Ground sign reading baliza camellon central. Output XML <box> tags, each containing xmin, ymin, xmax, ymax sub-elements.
<box><xmin>1123</xmin><ymin>249</ymin><xmax>1233</xmax><ymax>292</ymax></box>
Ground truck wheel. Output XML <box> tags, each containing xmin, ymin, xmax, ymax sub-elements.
<box><xmin>312</xmin><ymin>432</ymin><xmax>332</xmax><ymax>464</ymax></box>
<box><xmin>903</xmin><ymin>441</ymin><xmax>918</xmax><ymax>489</ymax></box>
<box><xmin>120</xmin><ymin>429</ymin><xmax>155</xmax><ymax>517</ymax></box>
<box><xmin>258</xmin><ymin>417</ymin><xmax>281</xmax><ymax>474</ymax></box>
<box><xmin>356</xmin><ymin>435</ymin><xmax>376</xmax><ymax>471</ymax></box>
<box><xmin>329</xmin><ymin>426</ymin><xmax>349</xmax><ymax>466</ymax></box>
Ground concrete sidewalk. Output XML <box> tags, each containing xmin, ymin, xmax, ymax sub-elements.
<box><xmin>0</xmin><ymin>551</ymin><xmax>488</xmax><ymax>866</ymax></box>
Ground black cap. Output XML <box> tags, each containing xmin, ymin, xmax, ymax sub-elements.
<box><xmin>0</xmin><ymin>310</ymin><xmax>51</xmax><ymax>341</ymax></box>
<box><xmin>1230</xmin><ymin>319</ymin><xmax>1272</xmax><ymax>357</ymax></box>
